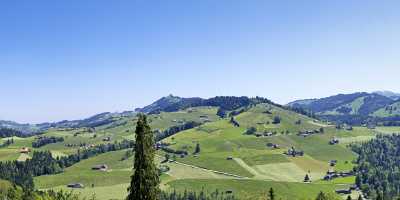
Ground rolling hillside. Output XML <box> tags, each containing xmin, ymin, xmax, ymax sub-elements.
<box><xmin>288</xmin><ymin>92</ymin><xmax>400</xmax><ymax>125</ymax></box>
<box><xmin>2</xmin><ymin>95</ymin><xmax>399</xmax><ymax>199</ymax></box>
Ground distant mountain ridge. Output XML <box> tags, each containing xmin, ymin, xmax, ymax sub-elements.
<box><xmin>0</xmin><ymin>111</ymin><xmax>136</xmax><ymax>135</ymax></box>
<box><xmin>135</xmin><ymin>95</ymin><xmax>279</xmax><ymax>114</ymax></box>
<box><xmin>287</xmin><ymin>91</ymin><xmax>400</xmax><ymax>125</ymax></box>
<box><xmin>373</xmin><ymin>90</ymin><xmax>400</xmax><ymax>100</ymax></box>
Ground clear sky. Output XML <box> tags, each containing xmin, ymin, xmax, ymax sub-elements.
<box><xmin>1</xmin><ymin>0</ymin><xmax>400</xmax><ymax>123</ymax></box>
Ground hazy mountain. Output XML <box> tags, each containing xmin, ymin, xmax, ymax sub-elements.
<box><xmin>287</xmin><ymin>92</ymin><xmax>397</xmax><ymax>124</ymax></box>
<box><xmin>0</xmin><ymin>111</ymin><xmax>136</xmax><ymax>134</ymax></box>
<box><xmin>373</xmin><ymin>90</ymin><xmax>400</xmax><ymax>100</ymax></box>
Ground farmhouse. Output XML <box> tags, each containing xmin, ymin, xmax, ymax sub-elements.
<box><xmin>266</xmin><ymin>143</ymin><xmax>280</xmax><ymax>149</ymax></box>
<box><xmin>20</xmin><ymin>147</ymin><xmax>30</xmax><ymax>153</ymax></box>
<box><xmin>284</xmin><ymin>147</ymin><xmax>304</xmax><ymax>157</ymax></box>
<box><xmin>264</xmin><ymin>132</ymin><xmax>273</xmax><ymax>137</ymax></box>
<box><xmin>324</xmin><ymin>170</ymin><xmax>354</xmax><ymax>180</ymax></box>
<box><xmin>67</xmin><ymin>183</ymin><xmax>84</xmax><ymax>188</ymax></box>
<box><xmin>92</xmin><ymin>164</ymin><xmax>108</xmax><ymax>171</ymax></box>
<box><xmin>329</xmin><ymin>137</ymin><xmax>339</xmax><ymax>145</ymax></box>
<box><xmin>335</xmin><ymin>189</ymin><xmax>351</xmax><ymax>195</ymax></box>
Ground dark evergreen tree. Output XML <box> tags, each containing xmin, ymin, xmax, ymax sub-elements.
<box><xmin>304</xmin><ymin>174</ymin><xmax>311</xmax><ymax>182</ymax></box>
<box><xmin>376</xmin><ymin>192</ymin><xmax>383</xmax><ymax>200</ymax></box>
<box><xmin>194</xmin><ymin>143</ymin><xmax>200</xmax><ymax>154</ymax></box>
<box><xmin>315</xmin><ymin>192</ymin><xmax>327</xmax><ymax>200</ymax></box>
<box><xmin>357</xmin><ymin>195</ymin><xmax>362</xmax><ymax>200</ymax></box>
<box><xmin>127</xmin><ymin>114</ymin><xmax>160</xmax><ymax>200</ymax></box>
<box><xmin>346</xmin><ymin>195</ymin><xmax>352</xmax><ymax>200</ymax></box>
<box><xmin>268</xmin><ymin>187</ymin><xmax>275</xmax><ymax>200</ymax></box>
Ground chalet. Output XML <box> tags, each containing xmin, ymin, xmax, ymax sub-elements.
<box><xmin>67</xmin><ymin>183</ymin><xmax>84</xmax><ymax>189</ymax></box>
<box><xmin>284</xmin><ymin>147</ymin><xmax>304</xmax><ymax>157</ymax></box>
<box><xmin>367</xmin><ymin>124</ymin><xmax>376</xmax><ymax>129</ymax></box>
<box><xmin>264</xmin><ymin>132</ymin><xmax>273</xmax><ymax>137</ymax></box>
<box><xmin>92</xmin><ymin>164</ymin><xmax>108</xmax><ymax>171</ymax></box>
<box><xmin>267</xmin><ymin>143</ymin><xmax>280</xmax><ymax>149</ymax></box>
<box><xmin>329</xmin><ymin>137</ymin><xmax>339</xmax><ymax>145</ymax></box>
<box><xmin>255</xmin><ymin>133</ymin><xmax>263</xmax><ymax>137</ymax></box>
<box><xmin>324</xmin><ymin>170</ymin><xmax>354</xmax><ymax>180</ymax></box>
<box><xmin>329</xmin><ymin>160</ymin><xmax>337</xmax><ymax>166</ymax></box>
<box><xmin>335</xmin><ymin>189</ymin><xmax>351</xmax><ymax>195</ymax></box>
<box><xmin>20</xmin><ymin>147</ymin><xmax>30</xmax><ymax>154</ymax></box>
<box><xmin>345</xmin><ymin>126</ymin><xmax>353</xmax><ymax>131</ymax></box>
<box><xmin>226</xmin><ymin>156</ymin><xmax>233</xmax><ymax>160</ymax></box>
<box><xmin>103</xmin><ymin>137</ymin><xmax>111</xmax><ymax>142</ymax></box>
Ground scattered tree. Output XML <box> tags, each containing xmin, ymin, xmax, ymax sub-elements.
<box><xmin>268</xmin><ymin>187</ymin><xmax>275</xmax><ymax>200</ymax></box>
<box><xmin>194</xmin><ymin>143</ymin><xmax>201</xmax><ymax>154</ymax></box>
<box><xmin>272</xmin><ymin>116</ymin><xmax>281</xmax><ymax>124</ymax></box>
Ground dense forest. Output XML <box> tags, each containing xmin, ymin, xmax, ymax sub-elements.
<box><xmin>352</xmin><ymin>134</ymin><xmax>400</xmax><ymax>199</ymax></box>
<box><xmin>32</xmin><ymin>136</ymin><xmax>64</xmax><ymax>148</ymax></box>
<box><xmin>0</xmin><ymin>128</ymin><xmax>31</xmax><ymax>138</ymax></box>
<box><xmin>146</xmin><ymin>96</ymin><xmax>281</xmax><ymax>115</ymax></box>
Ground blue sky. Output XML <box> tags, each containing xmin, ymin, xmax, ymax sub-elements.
<box><xmin>1</xmin><ymin>0</ymin><xmax>400</xmax><ymax>123</ymax></box>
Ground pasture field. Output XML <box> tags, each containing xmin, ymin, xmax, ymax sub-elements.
<box><xmin>5</xmin><ymin>104</ymin><xmax>393</xmax><ymax>200</ymax></box>
<box><xmin>166</xmin><ymin>179</ymin><xmax>342</xmax><ymax>200</ymax></box>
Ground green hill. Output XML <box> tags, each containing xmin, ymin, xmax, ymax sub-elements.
<box><xmin>2</xmin><ymin>96</ymin><xmax>396</xmax><ymax>200</ymax></box>
<box><xmin>288</xmin><ymin>92</ymin><xmax>397</xmax><ymax>125</ymax></box>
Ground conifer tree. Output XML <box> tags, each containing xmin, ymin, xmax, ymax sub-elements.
<box><xmin>127</xmin><ymin>114</ymin><xmax>160</xmax><ymax>200</ymax></box>
<box><xmin>194</xmin><ymin>143</ymin><xmax>201</xmax><ymax>154</ymax></box>
<box><xmin>346</xmin><ymin>195</ymin><xmax>352</xmax><ymax>200</ymax></box>
<box><xmin>268</xmin><ymin>187</ymin><xmax>275</xmax><ymax>200</ymax></box>
<box><xmin>316</xmin><ymin>192</ymin><xmax>327</xmax><ymax>200</ymax></box>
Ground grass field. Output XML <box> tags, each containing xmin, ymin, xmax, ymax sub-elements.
<box><xmin>7</xmin><ymin>104</ymin><xmax>398</xmax><ymax>200</ymax></box>
<box><xmin>166</xmin><ymin>179</ymin><xmax>342</xmax><ymax>200</ymax></box>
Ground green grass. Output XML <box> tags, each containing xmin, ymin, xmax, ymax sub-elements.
<box><xmin>242</xmin><ymin>154</ymin><xmax>289</xmax><ymax>166</ymax></box>
<box><xmin>167</xmin><ymin>179</ymin><xmax>341</xmax><ymax>200</ymax></box>
<box><xmin>375</xmin><ymin>126</ymin><xmax>400</xmax><ymax>134</ymax></box>
<box><xmin>4</xmin><ymin>104</ymin><xmax>377</xmax><ymax>200</ymax></box>
<box><xmin>372</xmin><ymin>101</ymin><xmax>400</xmax><ymax>117</ymax></box>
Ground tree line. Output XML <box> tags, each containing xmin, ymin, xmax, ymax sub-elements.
<box><xmin>32</xmin><ymin>136</ymin><xmax>64</xmax><ymax>148</ymax></box>
<box><xmin>352</xmin><ymin>134</ymin><xmax>400</xmax><ymax>199</ymax></box>
<box><xmin>0</xmin><ymin>128</ymin><xmax>32</xmax><ymax>138</ymax></box>
<box><xmin>155</xmin><ymin>121</ymin><xmax>202</xmax><ymax>141</ymax></box>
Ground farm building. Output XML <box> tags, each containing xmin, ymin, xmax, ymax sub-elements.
<box><xmin>67</xmin><ymin>183</ymin><xmax>84</xmax><ymax>188</ymax></box>
<box><xmin>20</xmin><ymin>147</ymin><xmax>30</xmax><ymax>153</ymax></box>
<box><xmin>284</xmin><ymin>147</ymin><xmax>304</xmax><ymax>157</ymax></box>
<box><xmin>329</xmin><ymin>137</ymin><xmax>339</xmax><ymax>145</ymax></box>
<box><xmin>92</xmin><ymin>164</ymin><xmax>108</xmax><ymax>171</ymax></box>
<box><xmin>266</xmin><ymin>143</ymin><xmax>280</xmax><ymax>149</ymax></box>
<box><xmin>329</xmin><ymin>160</ymin><xmax>337</xmax><ymax>166</ymax></box>
<box><xmin>335</xmin><ymin>189</ymin><xmax>351</xmax><ymax>195</ymax></box>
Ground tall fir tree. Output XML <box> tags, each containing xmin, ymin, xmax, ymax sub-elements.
<box><xmin>347</xmin><ymin>195</ymin><xmax>352</xmax><ymax>200</ymax></box>
<box><xmin>268</xmin><ymin>187</ymin><xmax>275</xmax><ymax>200</ymax></box>
<box><xmin>127</xmin><ymin>114</ymin><xmax>160</xmax><ymax>200</ymax></box>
